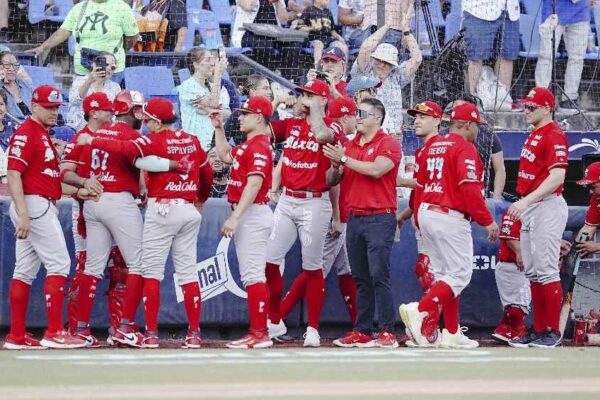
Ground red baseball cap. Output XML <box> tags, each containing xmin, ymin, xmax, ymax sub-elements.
<box><xmin>296</xmin><ymin>79</ymin><xmax>330</xmax><ymax>98</ymax></box>
<box><xmin>577</xmin><ymin>162</ymin><xmax>600</xmax><ymax>186</ymax></box>
<box><xmin>32</xmin><ymin>85</ymin><xmax>63</xmax><ymax>108</ymax></box>
<box><xmin>328</xmin><ymin>97</ymin><xmax>357</xmax><ymax>118</ymax></box>
<box><xmin>519</xmin><ymin>87</ymin><xmax>555</xmax><ymax>109</ymax></box>
<box><xmin>450</xmin><ymin>102</ymin><xmax>486</xmax><ymax>124</ymax></box>
<box><xmin>142</xmin><ymin>97</ymin><xmax>177</xmax><ymax>122</ymax></box>
<box><xmin>83</xmin><ymin>92</ymin><xmax>113</xmax><ymax>114</ymax></box>
<box><xmin>237</xmin><ymin>96</ymin><xmax>274</xmax><ymax>119</ymax></box>
<box><xmin>407</xmin><ymin>100</ymin><xmax>442</xmax><ymax>118</ymax></box>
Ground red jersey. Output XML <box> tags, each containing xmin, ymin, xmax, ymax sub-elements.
<box><xmin>585</xmin><ymin>195</ymin><xmax>600</xmax><ymax>226</ymax></box>
<box><xmin>62</xmin><ymin>122</ymin><xmax>141</xmax><ymax>195</ymax></box>
<box><xmin>410</xmin><ymin>135</ymin><xmax>440</xmax><ymax>225</ymax></box>
<box><xmin>7</xmin><ymin>118</ymin><xmax>61</xmax><ymax>200</ymax></box>
<box><xmin>331</xmin><ymin>125</ymin><xmax>351</xmax><ymax>222</ymax></box>
<box><xmin>343</xmin><ymin>130</ymin><xmax>402</xmax><ymax>211</ymax></box>
<box><xmin>271</xmin><ymin>117</ymin><xmax>336</xmax><ymax>192</ymax></box>
<box><xmin>335</xmin><ymin>81</ymin><xmax>348</xmax><ymax>97</ymax></box>
<box><xmin>498</xmin><ymin>211</ymin><xmax>521</xmax><ymax>263</ymax></box>
<box><xmin>62</xmin><ymin>126</ymin><xmax>94</xmax><ymax>177</ymax></box>
<box><xmin>417</xmin><ymin>133</ymin><xmax>492</xmax><ymax>226</ymax></box>
<box><xmin>227</xmin><ymin>134</ymin><xmax>272</xmax><ymax>204</ymax></box>
<box><xmin>92</xmin><ymin>129</ymin><xmax>209</xmax><ymax>202</ymax></box>
<box><xmin>516</xmin><ymin>121</ymin><xmax>568</xmax><ymax>197</ymax></box>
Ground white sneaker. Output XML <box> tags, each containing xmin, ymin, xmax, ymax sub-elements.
<box><xmin>303</xmin><ymin>327</ymin><xmax>321</xmax><ymax>347</ymax></box>
<box><xmin>267</xmin><ymin>319</ymin><xmax>287</xmax><ymax>339</ymax></box>
<box><xmin>405</xmin><ymin>333</ymin><xmax>441</xmax><ymax>348</ymax></box>
<box><xmin>399</xmin><ymin>302</ymin><xmax>427</xmax><ymax>346</ymax></box>
<box><xmin>439</xmin><ymin>327</ymin><xmax>479</xmax><ymax>349</ymax></box>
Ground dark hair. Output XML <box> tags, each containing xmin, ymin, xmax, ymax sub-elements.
<box><xmin>83</xmin><ymin>112</ymin><xmax>90</xmax><ymax>122</ymax></box>
<box><xmin>360</xmin><ymin>97</ymin><xmax>386</xmax><ymax>124</ymax></box>
<box><xmin>94</xmin><ymin>51</ymin><xmax>115</xmax><ymax>64</ymax></box>
<box><xmin>186</xmin><ymin>47</ymin><xmax>212</xmax><ymax>75</ymax></box>
<box><xmin>244</xmin><ymin>74</ymin><xmax>269</xmax><ymax>95</ymax></box>
<box><xmin>161</xmin><ymin>116</ymin><xmax>179</xmax><ymax>125</ymax></box>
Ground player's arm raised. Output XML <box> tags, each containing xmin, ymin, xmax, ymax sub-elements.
<box><xmin>209</xmin><ymin>109</ymin><xmax>234</xmax><ymax>164</ymax></box>
<box><xmin>222</xmin><ymin>175</ymin><xmax>263</xmax><ymax>238</ymax></box>
<box><xmin>308</xmin><ymin>98</ymin><xmax>334</xmax><ymax>144</ymax></box>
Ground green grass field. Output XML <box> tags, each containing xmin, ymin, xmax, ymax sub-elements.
<box><xmin>1</xmin><ymin>345</ymin><xmax>600</xmax><ymax>399</ymax></box>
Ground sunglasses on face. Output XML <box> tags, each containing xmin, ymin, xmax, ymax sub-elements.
<box><xmin>523</xmin><ymin>104</ymin><xmax>541</xmax><ymax>112</ymax></box>
<box><xmin>356</xmin><ymin>109</ymin><xmax>379</xmax><ymax>120</ymax></box>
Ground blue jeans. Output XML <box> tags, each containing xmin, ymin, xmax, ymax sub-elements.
<box><xmin>346</xmin><ymin>212</ymin><xmax>397</xmax><ymax>334</ymax></box>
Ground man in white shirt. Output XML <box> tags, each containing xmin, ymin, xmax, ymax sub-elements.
<box><xmin>462</xmin><ymin>0</ymin><xmax>521</xmax><ymax>97</ymax></box>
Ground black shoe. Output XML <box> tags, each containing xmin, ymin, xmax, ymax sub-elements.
<box><xmin>528</xmin><ymin>329</ymin><xmax>562</xmax><ymax>348</ymax></box>
<box><xmin>508</xmin><ymin>328</ymin><xmax>541</xmax><ymax>348</ymax></box>
<box><xmin>559</xmin><ymin>99</ymin><xmax>582</xmax><ymax>111</ymax></box>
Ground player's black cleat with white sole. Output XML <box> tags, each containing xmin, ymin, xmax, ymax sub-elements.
<box><xmin>528</xmin><ymin>330</ymin><xmax>562</xmax><ymax>348</ymax></box>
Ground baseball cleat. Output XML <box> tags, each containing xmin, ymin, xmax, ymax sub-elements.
<box><xmin>399</xmin><ymin>302</ymin><xmax>427</xmax><ymax>346</ymax></box>
<box><xmin>40</xmin><ymin>330</ymin><xmax>87</xmax><ymax>349</ymax></box>
<box><xmin>226</xmin><ymin>330</ymin><xmax>273</xmax><ymax>349</ymax></box>
<box><xmin>439</xmin><ymin>327</ymin><xmax>479</xmax><ymax>349</ymax></box>
<box><xmin>3</xmin><ymin>333</ymin><xmax>47</xmax><ymax>350</ymax></box>
<box><xmin>332</xmin><ymin>331</ymin><xmax>375</xmax><ymax>348</ymax></box>
<box><xmin>491</xmin><ymin>323</ymin><xmax>513</xmax><ymax>343</ymax></box>
<box><xmin>375</xmin><ymin>329</ymin><xmax>399</xmax><ymax>348</ymax></box>
<box><xmin>405</xmin><ymin>336</ymin><xmax>441</xmax><ymax>348</ymax></box>
<box><xmin>111</xmin><ymin>325</ymin><xmax>144</xmax><ymax>348</ymax></box>
<box><xmin>181</xmin><ymin>330</ymin><xmax>202</xmax><ymax>349</ymax></box>
<box><xmin>528</xmin><ymin>330</ymin><xmax>562</xmax><ymax>348</ymax></box>
<box><xmin>267</xmin><ymin>319</ymin><xmax>287</xmax><ymax>339</ymax></box>
<box><xmin>75</xmin><ymin>330</ymin><xmax>101</xmax><ymax>348</ymax></box>
<box><xmin>508</xmin><ymin>329</ymin><xmax>541</xmax><ymax>348</ymax></box>
<box><xmin>142</xmin><ymin>333</ymin><xmax>160</xmax><ymax>349</ymax></box>
<box><xmin>303</xmin><ymin>327</ymin><xmax>321</xmax><ymax>347</ymax></box>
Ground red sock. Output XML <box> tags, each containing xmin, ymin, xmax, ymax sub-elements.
<box><xmin>75</xmin><ymin>274</ymin><xmax>99</xmax><ymax>326</ymax></box>
<box><xmin>9</xmin><ymin>279</ymin><xmax>30</xmax><ymax>338</ymax></box>
<box><xmin>507</xmin><ymin>306</ymin><xmax>526</xmax><ymax>328</ymax></box>
<box><xmin>530</xmin><ymin>281</ymin><xmax>546</xmax><ymax>333</ymax></box>
<box><xmin>142</xmin><ymin>278</ymin><xmax>161</xmax><ymax>331</ymax></box>
<box><xmin>44</xmin><ymin>275</ymin><xmax>67</xmax><ymax>334</ymax></box>
<box><xmin>265</xmin><ymin>263</ymin><xmax>283</xmax><ymax>323</ymax></box>
<box><xmin>543</xmin><ymin>281</ymin><xmax>563</xmax><ymax>332</ymax></box>
<box><xmin>443</xmin><ymin>295</ymin><xmax>460</xmax><ymax>334</ymax></box>
<box><xmin>280</xmin><ymin>272</ymin><xmax>309</xmax><ymax>320</ymax></box>
<box><xmin>418</xmin><ymin>281</ymin><xmax>453</xmax><ymax>314</ymax></box>
<box><xmin>247</xmin><ymin>282</ymin><xmax>270</xmax><ymax>332</ymax></box>
<box><xmin>338</xmin><ymin>274</ymin><xmax>357</xmax><ymax>324</ymax></box>
<box><xmin>182</xmin><ymin>282</ymin><xmax>201</xmax><ymax>331</ymax></box>
<box><xmin>122</xmin><ymin>273</ymin><xmax>144</xmax><ymax>322</ymax></box>
<box><xmin>304</xmin><ymin>270</ymin><xmax>325</xmax><ymax>329</ymax></box>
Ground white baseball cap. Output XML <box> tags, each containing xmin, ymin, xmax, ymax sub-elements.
<box><xmin>370</xmin><ymin>43</ymin><xmax>399</xmax><ymax>67</ymax></box>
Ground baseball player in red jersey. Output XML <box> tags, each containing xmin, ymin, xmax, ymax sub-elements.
<box><xmin>396</xmin><ymin>100</ymin><xmax>443</xmax><ymax>347</ymax></box>
<box><xmin>2</xmin><ymin>86</ymin><xmax>96</xmax><ymax>350</ymax></box>
<box><xmin>276</xmin><ymin>97</ymin><xmax>359</xmax><ymax>326</ymax></box>
<box><xmin>575</xmin><ymin>162</ymin><xmax>600</xmax><ymax>256</ymax></box>
<box><xmin>210</xmin><ymin>96</ymin><xmax>275</xmax><ymax>349</ymax></box>
<box><xmin>491</xmin><ymin>211</ymin><xmax>530</xmax><ymax>344</ymax></box>
<box><xmin>399</xmin><ymin>102</ymin><xmax>499</xmax><ymax>349</ymax></box>
<box><xmin>324</xmin><ymin>98</ymin><xmax>402</xmax><ymax>348</ymax></box>
<box><xmin>77</xmin><ymin>98</ymin><xmax>213</xmax><ymax>348</ymax></box>
<box><xmin>507</xmin><ymin>87</ymin><xmax>569</xmax><ymax>348</ymax></box>
<box><xmin>265</xmin><ymin>79</ymin><xmax>336</xmax><ymax>346</ymax></box>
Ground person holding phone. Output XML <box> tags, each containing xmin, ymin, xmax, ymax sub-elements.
<box><xmin>67</xmin><ymin>52</ymin><xmax>121</xmax><ymax>132</ymax></box>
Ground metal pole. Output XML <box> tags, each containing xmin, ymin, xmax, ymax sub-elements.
<box><xmin>377</xmin><ymin>0</ymin><xmax>386</xmax><ymax>27</ymax></box>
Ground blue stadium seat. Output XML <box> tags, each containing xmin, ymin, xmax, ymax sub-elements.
<box><xmin>124</xmin><ymin>66</ymin><xmax>175</xmax><ymax>98</ymax></box>
<box><xmin>450</xmin><ymin>0</ymin><xmax>462</xmax><ymax>15</ymax></box>
<box><xmin>521</xmin><ymin>0</ymin><xmax>542</xmax><ymax>16</ymax></box>
<box><xmin>519</xmin><ymin>13</ymin><xmax>541</xmax><ymax>58</ymax></box>
<box><xmin>184</xmin><ymin>9</ymin><xmax>224</xmax><ymax>50</ymax></box>
<box><xmin>207</xmin><ymin>0</ymin><xmax>234</xmax><ymax>26</ymax></box>
<box><xmin>178</xmin><ymin>67</ymin><xmax>191</xmax><ymax>83</ymax></box>
<box><xmin>22</xmin><ymin>65</ymin><xmax>55</xmax><ymax>87</ymax></box>
<box><xmin>444</xmin><ymin>12</ymin><xmax>462</xmax><ymax>43</ymax></box>
<box><xmin>28</xmin><ymin>0</ymin><xmax>73</xmax><ymax>24</ymax></box>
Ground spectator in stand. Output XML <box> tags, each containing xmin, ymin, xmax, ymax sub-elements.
<box><xmin>288</xmin><ymin>0</ymin><xmax>313</xmax><ymax>14</ymax></box>
<box><xmin>442</xmin><ymin>96</ymin><xmax>506</xmax><ymax>200</ymax></box>
<box><xmin>0</xmin><ymin>52</ymin><xmax>33</xmax><ymax>123</ymax></box>
<box><xmin>0</xmin><ymin>91</ymin><xmax>18</xmax><ymax>184</ymax></box>
<box><xmin>339</xmin><ymin>0</ymin><xmax>365</xmax><ymax>48</ymax></box>
<box><xmin>0</xmin><ymin>0</ymin><xmax>9</xmax><ymax>43</ymax></box>
<box><xmin>26</xmin><ymin>0</ymin><xmax>139</xmax><ymax>84</ymax></box>
<box><xmin>347</xmin><ymin>75</ymin><xmax>379</xmax><ymax>103</ymax></box>
<box><xmin>231</xmin><ymin>0</ymin><xmax>301</xmax><ymax>81</ymax></box>
<box><xmin>207</xmin><ymin>146</ymin><xmax>229</xmax><ymax>198</ymax></box>
<box><xmin>351</xmin><ymin>18</ymin><xmax>422</xmax><ymax>139</ymax></box>
<box><xmin>295</xmin><ymin>0</ymin><xmax>344</xmax><ymax>67</ymax></box>
<box><xmin>132</xmin><ymin>0</ymin><xmax>188</xmax><ymax>52</ymax></box>
<box><xmin>224</xmin><ymin>74</ymin><xmax>294</xmax><ymax>145</ymax></box>
<box><xmin>352</xmin><ymin>0</ymin><xmax>404</xmax><ymax>50</ymax></box>
<box><xmin>67</xmin><ymin>52</ymin><xmax>121</xmax><ymax>131</ymax></box>
<box><xmin>462</xmin><ymin>0</ymin><xmax>520</xmax><ymax>99</ymax></box>
<box><xmin>308</xmin><ymin>45</ymin><xmax>349</xmax><ymax>99</ymax></box>
<box><xmin>179</xmin><ymin>47</ymin><xmax>231</xmax><ymax>151</ymax></box>
<box><xmin>535</xmin><ymin>0</ymin><xmax>590</xmax><ymax>110</ymax></box>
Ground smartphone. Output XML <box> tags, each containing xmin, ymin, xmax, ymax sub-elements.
<box><xmin>95</xmin><ymin>56</ymin><xmax>108</xmax><ymax>72</ymax></box>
